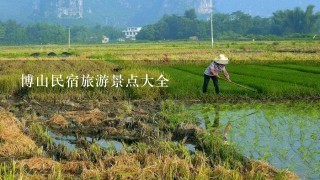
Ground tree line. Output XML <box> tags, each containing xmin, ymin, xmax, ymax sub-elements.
<box><xmin>137</xmin><ymin>5</ymin><xmax>320</xmax><ymax>41</ymax></box>
<box><xmin>0</xmin><ymin>21</ymin><xmax>122</xmax><ymax>45</ymax></box>
<box><xmin>0</xmin><ymin>5</ymin><xmax>319</xmax><ymax>45</ymax></box>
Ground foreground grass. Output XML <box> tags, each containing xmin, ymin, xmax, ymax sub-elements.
<box><xmin>0</xmin><ymin>100</ymin><xmax>298</xmax><ymax>179</ymax></box>
<box><xmin>0</xmin><ymin>108</ymin><xmax>41</xmax><ymax>158</ymax></box>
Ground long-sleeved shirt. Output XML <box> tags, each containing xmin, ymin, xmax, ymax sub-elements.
<box><xmin>204</xmin><ymin>61</ymin><xmax>226</xmax><ymax>76</ymax></box>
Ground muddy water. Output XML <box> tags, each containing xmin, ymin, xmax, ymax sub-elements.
<box><xmin>190</xmin><ymin>102</ymin><xmax>320</xmax><ymax>179</ymax></box>
<box><xmin>48</xmin><ymin>131</ymin><xmax>123</xmax><ymax>152</ymax></box>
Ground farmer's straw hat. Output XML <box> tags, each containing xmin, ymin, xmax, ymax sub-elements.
<box><xmin>214</xmin><ymin>54</ymin><xmax>229</xmax><ymax>65</ymax></box>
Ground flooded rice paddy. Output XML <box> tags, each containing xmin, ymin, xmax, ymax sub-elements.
<box><xmin>2</xmin><ymin>98</ymin><xmax>319</xmax><ymax>179</ymax></box>
<box><xmin>191</xmin><ymin>102</ymin><xmax>320</xmax><ymax>179</ymax></box>
<box><xmin>38</xmin><ymin>101</ymin><xmax>320</xmax><ymax>179</ymax></box>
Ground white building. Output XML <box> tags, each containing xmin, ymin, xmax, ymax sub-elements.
<box><xmin>122</xmin><ymin>27</ymin><xmax>142</xmax><ymax>40</ymax></box>
<box><xmin>102</xmin><ymin>36</ymin><xmax>109</xmax><ymax>43</ymax></box>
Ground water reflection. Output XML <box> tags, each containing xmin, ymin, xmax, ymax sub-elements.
<box><xmin>200</xmin><ymin>104</ymin><xmax>220</xmax><ymax>131</ymax></box>
<box><xmin>48</xmin><ymin>131</ymin><xmax>123</xmax><ymax>152</ymax></box>
<box><xmin>191</xmin><ymin>102</ymin><xmax>320</xmax><ymax>179</ymax></box>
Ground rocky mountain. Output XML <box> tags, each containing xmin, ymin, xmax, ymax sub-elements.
<box><xmin>0</xmin><ymin>0</ymin><xmax>212</xmax><ymax>26</ymax></box>
<box><xmin>0</xmin><ymin>0</ymin><xmax>318</xmax><ymax>27</ymax></box>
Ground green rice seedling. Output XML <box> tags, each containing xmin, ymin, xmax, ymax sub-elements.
<box><xmin>49</xmin><ymin>164</ymin><xmax>62</xmax><ymax>180</ymax></box>
<box><xmin>0</xmin><ymin>163</ymin><xmax>16</xmax><ymax>180</ymax></box>
<box><xmin>197</xmin><ymin>133</ymin><xmax>248</xmax><ymax>171</ymax></box>
<box><xmin>163</xmin><ymin>157</ymin><xmax>191</xmax><ymax>179</ymax></box>
<box><xmin>89</xmin><ymin>143</ymin><xmax>105</xmax><ymax>162</ymax></box>
<box><xmin>154</xmin><ymin>66</ymin><xmax>205</xmax><ymax>99</ymax></box>
<box><xmin>120</xmin><ymin>65</ymin><xmax>164</xmax><ymax>100</ymax></box>
<box><xmin>170</xmin><ymin>63</ymin><xmax>319</xmax><ymax>99</ymax></box>
<box><xmin>193</xmin><ymin>102</ymin><xmax>319</xmax><ymax>179</ymax></box>
<box><xmin>269</xmin><ymin>64</ymin><xmax>320</xmax><ymax>74</ymax></box>
<box><xmin>159</xmin><ymin>100</ymin><xmax>197</xmax><ymax>129</ymax></box>
<box><xmin>227</xmin><ymin>64</ymin><xmax>320</xmax><ymax>91</ymax></box>
<box><xmin>1</xmin><ymin>54</ymin><xmax>320</xmax><ymax>101</ymax></box>
<box><xmin>117</xmin><ymin>101</ymin><xmax>133</xmax><ymax>118</ymax></box>
<box><xmin>69</xmin><ymin>149</ymin><xmax>81</xmax><ymax>161</ymax></box>
<box><xmin>29</xmin><ymin>123</ymin><xmax>54</xmax><ymax>150</ymax></box>
<box><xmin>107</xmin><ymin>144</ymin><xmax>119</xmax><ymax>157</ymax></box>
<box><xmin>0</xmin><ymin>161</ymin><xmax>25</xmax><ymax>180</ymax></box>
<box><xmin>166</xmin><ymin>66</ymin><xmax>256</xmax><ymax>99</ymax></box>
<box><xmin>77</xmin><ymin>148</ymin><xmax>90</xmax><ymax>161</ymax></box>
<box><xmin>172</xmin><ymin>142</ymin><xmax>192</xmax><ymax>162</ymax></box>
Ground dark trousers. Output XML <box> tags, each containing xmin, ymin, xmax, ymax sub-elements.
<box><xmin>203</xmin><ymin>74</ymin><xmax>219</xmax><ymax>94</ymax></box>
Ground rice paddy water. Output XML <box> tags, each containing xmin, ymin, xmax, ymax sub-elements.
<box><xmin>190</xmin><ymin>102</ymin><xmax>320</xmax><ymax>179</ymax></box>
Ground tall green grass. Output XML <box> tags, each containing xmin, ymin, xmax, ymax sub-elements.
<box><xmin>268</xmin><ymin>64</ymin><xmax>320</xmax><ymax>74</ymax></box>
<box><xmin>227</xmin><ymin>64</ymin><xmax>320</xmax><ymax>90</ymax></box>
<box><xmin>164</xmin><ymin>63</ymin><xmax>320</xmax><ymax>99</ymax></box>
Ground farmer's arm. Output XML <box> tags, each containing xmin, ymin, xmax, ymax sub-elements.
<box><xmin>222</xmin><ymin>69</ymin><xmax>231</xmax><ymax>82</ymax></box>
<box><xmin>210</xmin><ymin>64</ymin><xmax>220</xmax><ymax>77</ymax></box>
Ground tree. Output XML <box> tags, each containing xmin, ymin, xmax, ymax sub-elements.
<box><xmin>154</xmin><ymin>17</ymin><xmax>170</xmax><ymax>40</ymax></box>
<box><xmin>304</xmin><ymin>5</ymin><xmax>316</xmax><ymax>33</ymax></box>
<box><xmin>3</xmin><ymin>20</ymin><xmax>27</xmax><ymax>44</ymax></box>
<box><xmin>26</xmin><ymin>23</ymin><xmax>66</xmax><ymax>44</ymax></box>
<box><xmin>248</xmin><ymin>16</ymin><xmax>271</xmax><ymax>35</ymax></box>
<box><xmin>185</xmin><ymin>9</ymin><xmax>197</xmax><ymax>20</ymax></box>
<box><xmin>0</xmin><ymin>23</ymin><xmax>5</xmax><ymax>39</ymax></box>
<box><xmin>136</xmin><ymin>25</ymin><xmax>156</xmax><ymax>40</ymax></box>
<box><xmin>230</xmin><ymin>11</ymin><xmax>253</xmax><ymax>35</ymax></box>
<box><xmin>271</xmin><ymin>5</ymin><xmax>319</xmax><ymax>35</ymax></box>
<box><xmin>70</xmin><ymin>26</ymin><xmax>91</xmax><ymax>43</ymax></box>
<box><xmin>312</xmin><ymin>12</ymin><xmax>320</xmax><ymax>33</ymax></box>
<box><xmin>137</xmin><ymin>9</ymin><xmax>209</xmax><ymax>40</ymax></box>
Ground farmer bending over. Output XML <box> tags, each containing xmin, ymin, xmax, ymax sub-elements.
<box><xmin>203</xmin><ymin>54</ymin><xmax>231</xmax><ymax>95</ymax></box>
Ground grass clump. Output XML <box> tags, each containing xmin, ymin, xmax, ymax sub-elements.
<box><xmin>29</xmin><ymin>123</ymin><xmax>54</xmax><ymax>150</ymax></box>
<box><xmin>160</xmin><ymin>100</ymin><xmax>197</xmax><ymax>129</ymax></box>
<box><xmin>0</xmin><ymin>161</ymin><xmax>24</xmax><ymax>180</ymax></box>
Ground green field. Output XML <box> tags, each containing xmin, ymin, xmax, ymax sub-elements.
<box><xmin>158</xmin><ymin>61</ymin><xmax>320</xmax><ymax>100</ymax></box>
<box><xmin>0</xmin><ymin>40</ymin><xmax>320</xmax><ymax>61</ymax></box>
<box><xmin>0</xmin><ymin>40</ymin><xmax>319</xmax><ymax>179</ymax></box>
<box><xmin>1</xmin><ymin>59</ymin><xmax>319</xmax><ymax>101</ymax></box>
<box><xmin>0</xmin><ymin>40</ymin><xmax>319</xmax><ymax>102</ymax></box>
